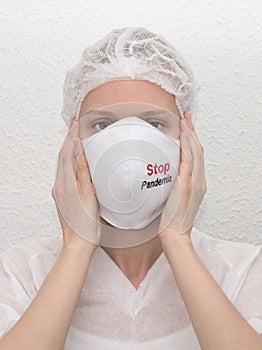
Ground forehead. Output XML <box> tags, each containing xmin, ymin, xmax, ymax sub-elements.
<box><xmin>78</xmin><ymin>79</ymin><xmax>180</xmax><ymax>118</ymax></box>
<box><xmin>80</xmin><ymin>102</ymin><xmax>180</xmax><ymax>120</ymax></box>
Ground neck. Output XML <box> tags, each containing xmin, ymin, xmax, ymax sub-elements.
<box><xmin>100</xmin><ymin>216</ymin><xmax>163</xmax><ymax>286</ymax></box>
<box><xmin>102</xmin><ymin>235</ymin><xmax>163</xmax><ymax>279</ymax></box>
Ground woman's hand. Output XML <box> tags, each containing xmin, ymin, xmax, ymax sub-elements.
<box><xmin>158</xmin><ymin>111</ymin><xmax>207</xmax><ymax>247</ymax></box>
<box><xmin>51</xmin><ymin>117</ymin><xmax>101</xmax><ymax>252</ymax></box>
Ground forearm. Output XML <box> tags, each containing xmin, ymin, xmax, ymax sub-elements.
<box><xmin>163</xmin><ymin>236</ymin><xmax>262</xmax><ymax>350</ymax></box>
<box><xmin>0</xmin><ymin>243</ymin><xmax>94</xmax><ymax>350</ymax></box>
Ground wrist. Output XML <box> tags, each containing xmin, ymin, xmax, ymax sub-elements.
<box><xmin>160</xmin><ymin>231</ymin><xmax>193</xmax><ymax>253</ymax></box>
<box><xmin>62</xmin><ymin>236</ymin><xmax>97</xmax><ymax>258</ymax></box>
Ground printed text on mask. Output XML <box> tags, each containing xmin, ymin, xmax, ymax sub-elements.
<box><xmin>141</xmin><ymin>162</ymin><xmax>172</xmax><ymax>190</ymax></box>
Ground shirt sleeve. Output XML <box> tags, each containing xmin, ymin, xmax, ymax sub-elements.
<box><xmin>233</xmin><ymin>247</ymin><xmax>262</xmax><ymax>334</ymax></box>
<box><xmin>0</xmin><ymin>238</ymin><xmax>61</xmax><ymax>339</ymax></box>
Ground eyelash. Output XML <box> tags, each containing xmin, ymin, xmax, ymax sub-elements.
<box><xmin>92</xmin><ymin>119</ymin><xmax>111</xmax><ymax>130</ymax></box>
<box><xmin>147</xmin><ymin>120</ymin><xmax>165</xmax><ymax>129</ymax></box>
<box><xmin>92</xmin><ymin>119</ymin><xmax>165</xmax><ymax>130</ymax></box>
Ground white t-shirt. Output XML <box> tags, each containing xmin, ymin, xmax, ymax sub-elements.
<box><xmin>0</xmin><ymin>226</ymin><xmax>261</xmax><ymax>349</ymax></box>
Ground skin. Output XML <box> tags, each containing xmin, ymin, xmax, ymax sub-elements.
<box><xmin>78</xmin><ymin>79</ymin><xmax>182</xmax><ymax>287</ymax></box>
<box><xmin>0</xmin><ymin>79</ymin><xmax>261</xmax><ymax>350</ymax></box>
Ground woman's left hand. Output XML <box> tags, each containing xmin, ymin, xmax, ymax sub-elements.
<box><xmin>158</xmin><ymin>111</ymin><xmax>207</xmax><ymax>247</ymax></box>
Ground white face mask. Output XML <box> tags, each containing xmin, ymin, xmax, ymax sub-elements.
<box><xmin>81</xmin><ymin>116</ymin><xmax>180</xmax><ymax>230</ymax></box>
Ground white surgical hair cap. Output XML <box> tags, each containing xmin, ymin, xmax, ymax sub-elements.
<box><xmin>61</xmin><ymin>26</ymin><xmax>201</xmax><ymax>126</ymax></box>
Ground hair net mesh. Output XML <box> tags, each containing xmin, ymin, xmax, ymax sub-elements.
<box><xmin>61</xmin><ymin>26</ymin><xmax>201</xmax><ymax>126</ymax></box>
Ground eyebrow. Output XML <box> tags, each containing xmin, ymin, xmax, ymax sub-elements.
<box><xmin>82</xmin><ymin>109</ymin><xmax>175</xmax><ymax>118</ymax></box>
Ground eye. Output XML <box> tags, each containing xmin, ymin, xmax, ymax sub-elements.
<box><xmin>93</xmin><ymin>119</ymin><xmax>112</xmax><ymax>130</ymax></box>
<box><xmin>148</xmin><ymin>120</ymin><xmax>164</xmax><ymax>129</ymax></box>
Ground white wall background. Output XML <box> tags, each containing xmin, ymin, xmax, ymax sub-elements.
<box><xmin>0</xmin><ymin>0</ymin><xmax>261</xmax><ymax>253</ymax></box>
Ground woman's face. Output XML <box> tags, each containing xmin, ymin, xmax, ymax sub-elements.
<box><xmin>78</xmin><ymin>80</ymin><xmax>181</xmax><ymax>230</ymax></box>
<box><xmin>78</xmin><ymin>80</ymin><xmax>181</xmax><ymax>140</ymax></box>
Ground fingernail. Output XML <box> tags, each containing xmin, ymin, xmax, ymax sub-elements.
<box><xmin>71</xmin><ymin>119</ymin><xmax>78</xmax><ymax>128</ymax></box>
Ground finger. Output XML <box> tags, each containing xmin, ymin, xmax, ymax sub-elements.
<box><xmin>53</xmin><ymin>153</ymin><xmax>65</xmax><ymax>201</ymax></box>
<box><xmin>54</xmin><ymin>135</ymin><xmax>73</xmax><ymax>195</ymax></box>
<box><xmin>184</xmin><ymin>111</ymin><xmax>193</xmax><ymax>129</ymax></box>
<box><xmin>69</xmin><ymin>116</ymin><xmax>76</xmax><ymax>128</ymax></box>
<box><xmin>184</xmin><ymin>117</ymin><xmax>206</xmax><ymax>184</ymax></box>
<box><xmin>185</xmin><ymin>112</ymin><xmax>204</xmax><ymax>152</ymax></box>
<box><xmin>58</xmin><ymin>116</ymin><xmax>77</xmax><ymax>158</ymax></box>
<box><xmin>159</xmin><ymin>171</ymin><xmax>191</xmax><ymax>234</ymax></box>
<box><xmin>162</xmin><ymin>119</ymin><xmax>192</xmax><ymax>234</ymax></box>
<box><xmin>61</xmin><ymin>121</ymin><xmax>79</xmax><ymax>189</ymax></box>
<box><xmin>159</xmin><ymin>175</ymin><xmax>180</xmax><ymax>232</ymax></box>
<box><xmin>68</xmin><ymin>117</ymin><xmax>80</xmax><ymax>139</ymax></box>
<box><xmin>188</xmin><ymin>133</ymin><xmax>206</xmax><ymax>185</ymax></box>
<box><xmin>74</xmin><ymin>137</ymin><xmax>93</xmax><ymax>189</ymax></box>
<box><xmin>179</xmin><ymin>118</ymin><xmax>193</xmax><ymax>177</ymax></box>
<box><xmin>180</xmin><ymin>114</ymin><xmax>207</xmax><ymax>234</ymax></box>
<box><xmin>180</xmin><ymin>175</ymin><xmax>206</xmax><ymax>234</ymax></box>
<box><xmin>182</xmin><ymin>112</ymin><xmax>205</xmax><ymax>183</ymax></box>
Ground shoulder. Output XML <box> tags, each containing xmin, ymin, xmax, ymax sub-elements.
<box><xmin>190</xmin><ymin>226</ymin><xmax>261</xmax><ymax>301</ymax></box>
<box><xmin>233</xmin><ymin>245</ymin><xmax>262</xmax><ymax>334</ymax></box>
<box><xmin>191</xmin><ymin>227</ymin><xmax>262</xmax><ymax>334</ymax></box>
<box><xmin>0</xmin><ymin>236</ymin><xmax>63</xmax><ymax>337</ymax></box>
<box><xmin>191</xmin><ymin>226</ymin><xmax>261</xmax><ymax>266</ymax></box>
<box><xmin>0</xmin><ymin>237</ymin><xmax>62</xmax><ymax>264</ymax></box>
<box><xmin>0</xmin><ymin>237</ymin><xmax>63</xmax><ymax>292</ymax></box>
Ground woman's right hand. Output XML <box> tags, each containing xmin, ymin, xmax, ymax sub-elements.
<box><xmin>51</xmin><ymin>117</ymin><xmax>101</xmax><ymax>253</ymax></box>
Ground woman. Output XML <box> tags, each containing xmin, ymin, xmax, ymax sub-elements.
<box><xmin>0</xmin><ymin>27</ymin><xmax>261</xmax><ymax>350</ymax></box>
